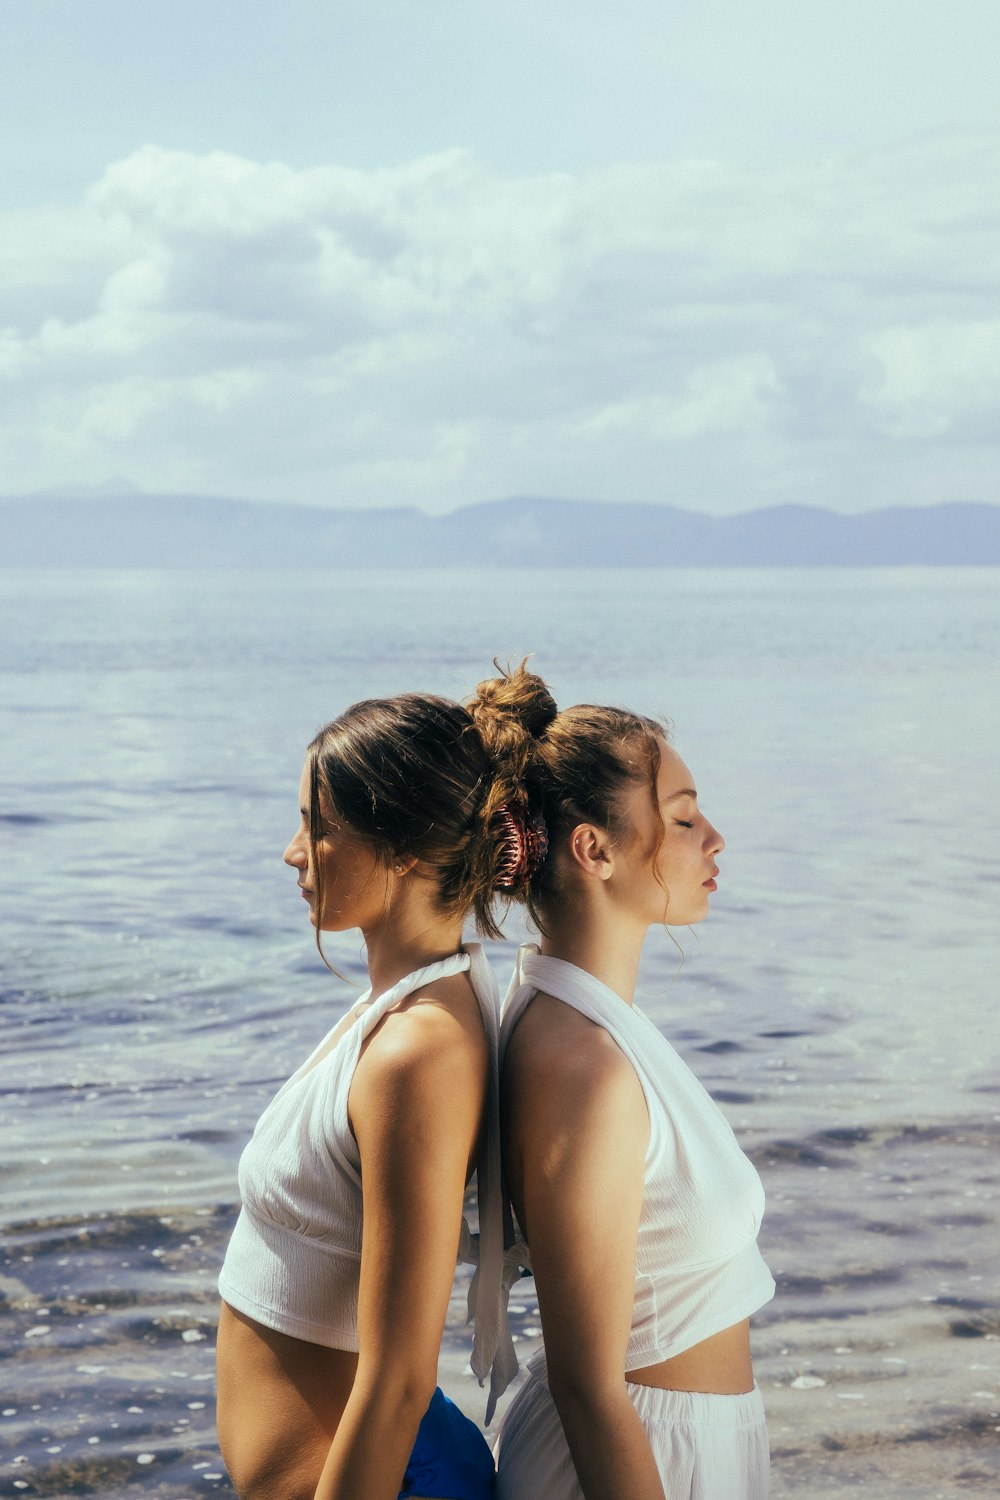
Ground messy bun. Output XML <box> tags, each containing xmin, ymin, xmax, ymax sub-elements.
<box><xmin>462</xmin><ymin>660</ymin><xmax>557</xmax><ymax>919</ymax></box>
<box><xmin>307</xmin><ymin>676</ymin><xmax>558</xmax><ymax>947</ymax></box>
<box><xmin>468</xmin><ymin>657</ymin><xmax>556</xmax><ymax>817</ymax></box>
<box><xmin>468</xmin><ymin>662</ymin><xmax>668</xmax><ymax>931</ymax></box>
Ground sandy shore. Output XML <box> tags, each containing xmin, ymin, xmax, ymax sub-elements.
<box><xmin>5</xmin><ymin>1192</ymin><xmax>999</xmax><ymax>1498</ymax></box>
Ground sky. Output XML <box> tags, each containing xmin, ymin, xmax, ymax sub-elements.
<box><xmin>2</xmin><ymin>0</ymin><xmax>999</xmax><ymax>514</ymax></box>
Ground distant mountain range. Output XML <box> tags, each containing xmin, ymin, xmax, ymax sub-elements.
<box><xmin>1</xmin><ymin>494</ymin><xmax>998</xmax><ymax>567</ymax></box>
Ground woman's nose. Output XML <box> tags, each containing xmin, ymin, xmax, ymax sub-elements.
<box><xmin>284</xmin><ymin>832</ymin><xmax>307</xmax><ymax>868</ymax></box>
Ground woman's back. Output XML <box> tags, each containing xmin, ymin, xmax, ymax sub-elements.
<box><xmin>216</xmin><ymin>684</ymin><xmax>522</xmax><ymax>1500</ymax></box>
<box><xmin>466</xmin><ymin>660</ymin><xmax>774</xmax><ymax>1499</ymax></box>
<box><xmin>502</xmin><ymin>947</ymin><xmax>774</xmax><ymax>1372</ymax></box>
<box><xmin>220</xmin><ymin>947</ymin><xmax>499</xmax><ymax>1355</ymax></box>
<box><xmin>217</xmin><ymin>953</ymin><xmax>497</xmax><ymax>1499</ymax></box>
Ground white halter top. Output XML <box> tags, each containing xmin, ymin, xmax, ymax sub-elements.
<box><xmin>501</xmin><ymin>947</ymin><xmax>775</xmax><ymax>1369</ymax></box>
<box><xmin>219</xmin><ymin>945</ymin><xmax>514</xmax><ymax>1404</ymax></box>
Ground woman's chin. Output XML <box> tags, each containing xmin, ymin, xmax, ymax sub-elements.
<box><xmin>314</xmin><ymin>912</ymin><xmax>357</xmax><ymax>935</ymax></box>
<box><xmin>666</xmin><ymin>899</ymin><xmax>711</xmax><ymax>927</ymax></box>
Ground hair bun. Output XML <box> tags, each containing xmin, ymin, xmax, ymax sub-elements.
<box><xmin>467</xmin><ymin>659</ymin><xmax>557</xmax><ymax>765</ymax></box>
<box><xmin>464</xmin><ymin>661</ymin><xmax>556</xmax><ymax>912</ymax></box>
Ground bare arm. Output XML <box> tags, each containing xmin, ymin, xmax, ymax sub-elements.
<box><xmin>507</xmin><ymin>1011</ymin><xmax>667</xmax><ymax>1500</ymax></box>
<box><xmin>313</xmin><ymin>1002</ymin><xmax>486</xmax><ymax>1500</ymax></box>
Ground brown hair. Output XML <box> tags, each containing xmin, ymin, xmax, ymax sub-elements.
<box><xmin>307</xmin><ymin>690</ymin><xmax>539</xmax><ymax>945</ymax></box>
<box><xmin>467</xmin><ymin>662</ymin><xmax>668</xmax><ymax>930</ymax></box>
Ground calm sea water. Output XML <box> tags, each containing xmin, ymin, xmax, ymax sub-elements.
<box><xmin>2</xmin><ymin>567</ymin><xmax>999</xmax><ymax>1498</ymax></box>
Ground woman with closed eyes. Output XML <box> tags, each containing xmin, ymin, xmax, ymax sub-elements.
<box><xmin>467</xmin><ymin>664</ymin><xmax>774</xmax><ymax>1500</ymax></box>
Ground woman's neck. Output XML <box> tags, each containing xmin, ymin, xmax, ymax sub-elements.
<box><xmin>538</xmin><ymin>904</ymin><xmax>647</xmax><ymax>1006</ymax></box>
<box><xmin>361</xmin><ymin>900</ymin><xmax>465</xmax><ymax>998</ymax></box>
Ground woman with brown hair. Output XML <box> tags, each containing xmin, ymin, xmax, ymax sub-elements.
<box><xmin>215</xmin><ymin>692</ymin><xmax>518</xmax><ymax>1500</ymax></box>
<box><xmin>468</xmin><ymin>664</ymin><xmax>775</xmax><ymax>1500</ymax></box>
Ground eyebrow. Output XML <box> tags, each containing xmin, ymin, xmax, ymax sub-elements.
<box><xmin>664</xmin><ymin>788</ymin><xmax>697</xmax><ymax>803</ymax></box>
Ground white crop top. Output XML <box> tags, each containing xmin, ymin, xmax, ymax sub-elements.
<box><xmin>501</xmin><ymin>947</ymin><xmax>775</xmax><ymax>1369</ymax></box>
<box><xmin>219</xmin><ymin>945</ymin><xmax>515</xmax><ymax>1404</ymax></box>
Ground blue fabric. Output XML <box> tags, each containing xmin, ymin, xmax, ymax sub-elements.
<box><xmin>399</xmin><ymin>1387</ymin><xmax>495</xmax><ymax>1499</ymax></box>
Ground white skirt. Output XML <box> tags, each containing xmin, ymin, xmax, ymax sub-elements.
<box><xmin>494</xmin><ymin>1354</ymin><xmax>769</xmax><ymax>1500</ymax></box>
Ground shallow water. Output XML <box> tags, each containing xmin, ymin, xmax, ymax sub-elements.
<box><xmin>2</xmin><ymin>567</ymin><xmax>999</xmax><ymax>1497</ymax></box>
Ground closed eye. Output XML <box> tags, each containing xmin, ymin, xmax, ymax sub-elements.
<box><xmin>674</xmin><ymin>819</ymin><xmax>695</xmax><ymax>829</ymax></box>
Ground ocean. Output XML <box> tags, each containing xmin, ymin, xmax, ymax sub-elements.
<box><xmin>2</xmin><ymin>566</ymin><xmax>998</xmax><ymax>1498</ymax></box>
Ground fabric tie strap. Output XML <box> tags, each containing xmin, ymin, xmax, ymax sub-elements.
<box><xmin>458</xmin><ymin>1220</ymin><xmax>530</xmax><ymax>1423</ymax></box>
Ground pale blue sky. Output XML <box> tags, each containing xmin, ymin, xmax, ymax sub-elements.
<box><xmin>6</xmin><ymin>0</ymin><xmax>999</xmax><ymax>197</ymax></box>
<box><xmin>3</xmin><ymin>0</ymin><xmax>999</xmax><ymax>511</ymax></box>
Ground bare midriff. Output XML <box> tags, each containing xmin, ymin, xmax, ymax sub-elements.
<box><xmin>626</xmin><ymin>1318</ymin><xmax>754</xmax><ymax>1395</ymax></box>
<box><xmin>216</xmin><ymin>1302</ymin><xmax>358</xmax><ymax>1499</ymax></box>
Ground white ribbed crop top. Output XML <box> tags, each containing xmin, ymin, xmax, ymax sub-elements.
<box><xmin>219</xmin><ymin>945</ymin><xmax>513</xmax><ymax>1398</ymax></box>
<box><xmin>501</xmin><ymin>948</ymin><xmax>775</xmax><ymax>1369</ymax></box>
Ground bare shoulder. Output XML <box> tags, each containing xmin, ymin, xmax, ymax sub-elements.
<box><xmin>505</xmin><ymin>991</ymin><xmax>645</xmax><ymax>1134</ymax></box>
<box><xmin>358</xmin><ymin>970</ymin><xmax>488</xmax><ymax>1094</ymax></box>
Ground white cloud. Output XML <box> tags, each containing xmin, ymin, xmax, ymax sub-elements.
<box><xmin>568</xmin><ymin>357</ymin><xmax>782</xmax><ymax>443</ymax></box>
<box><xmin>863</xmin><ymin>319</ymin><xmax>1000</xmax><ymax>438</ymax></box>
<box><xmin>2</xmin><ymin>136</ymin><xmax>999</xmax><ymax>511</ymax></box>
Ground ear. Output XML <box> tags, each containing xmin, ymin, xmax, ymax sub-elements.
<box><xmin>565</xmin><ymin>822</ymin><xmax>615</xmax><ymax>882</ymax></box>
<box><xmin>390</xmin><ymin>854</ymin><xmax>420</xmax><ymax>878</ymax></box>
